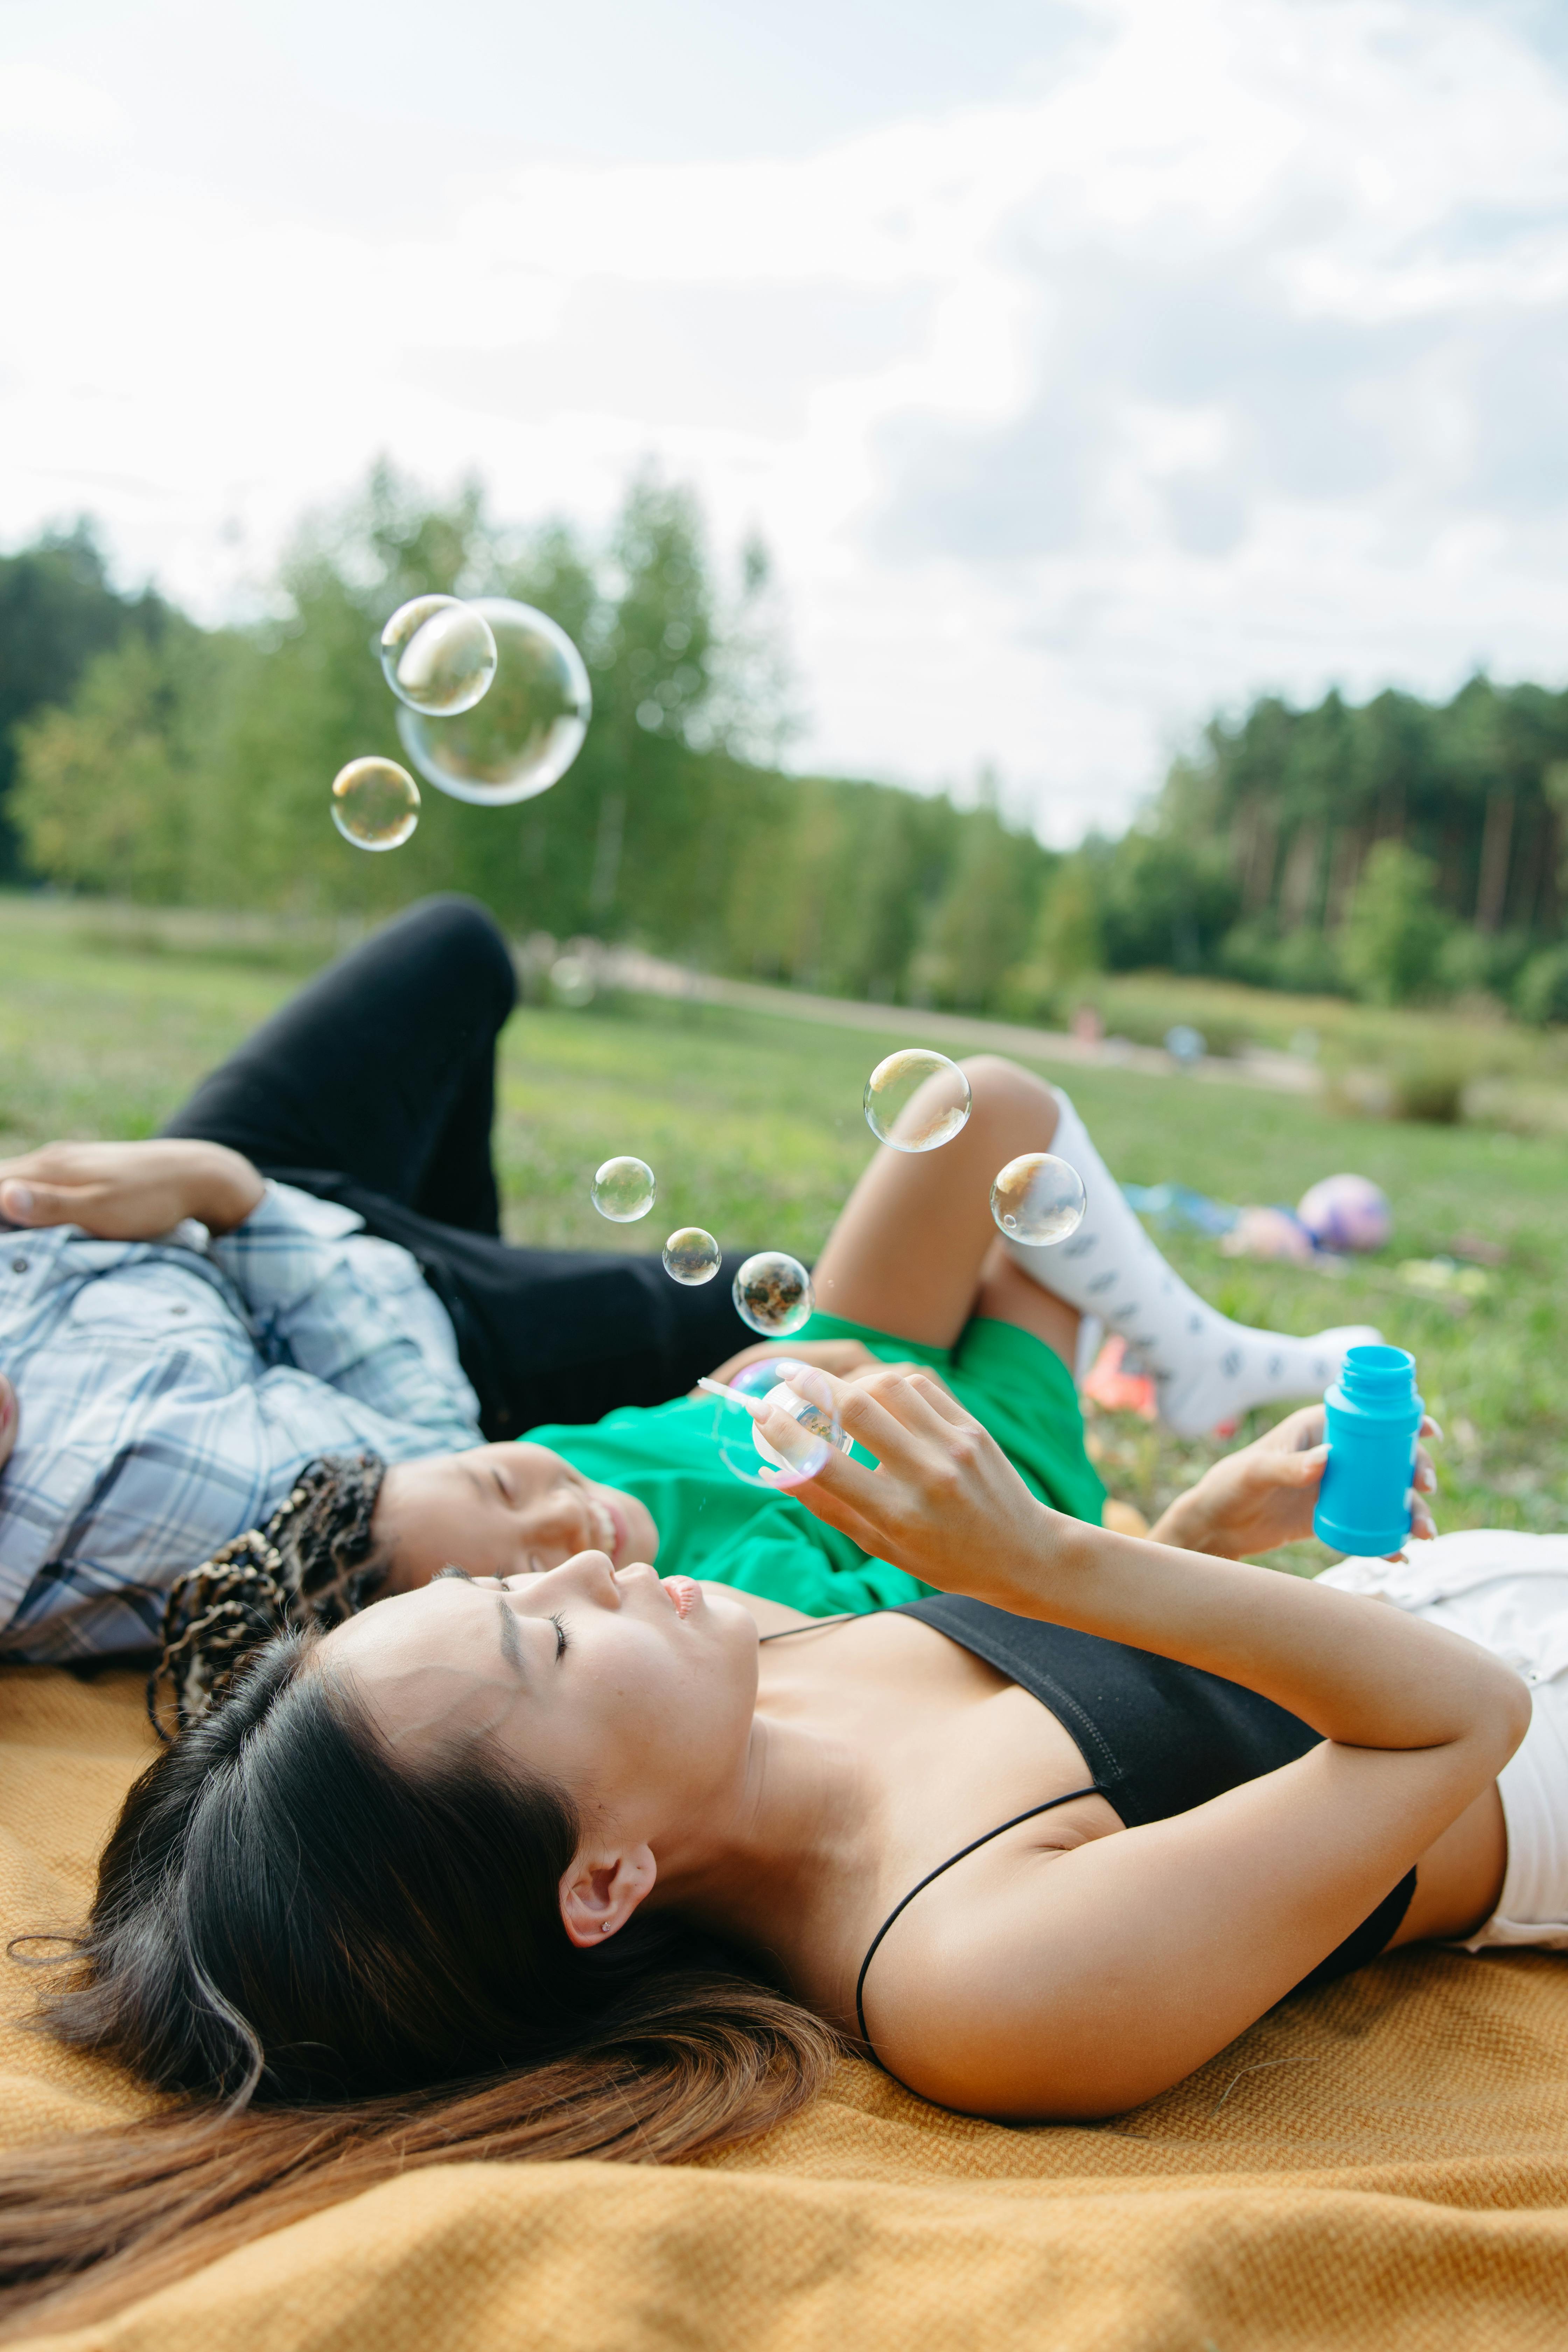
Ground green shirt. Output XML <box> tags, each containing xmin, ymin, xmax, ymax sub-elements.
<box><xmin>530</xmin><ymin>1310</ymin><xmax>1106</xmax><ymax>1620</ymax></box>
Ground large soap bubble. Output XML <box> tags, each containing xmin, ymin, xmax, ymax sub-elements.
<box><xmin>329</xmin><ymin>757</ymin><xmax>420</xmax><ymax>851</ymax></box>
<box><xmin>732</xmin><ymin>1251</ymin><xmax>813</xmax><ymax>1338</ymax></box>
<box><xmin>990</xmin><ymin>1153</ymin><xmax>1086</xmax><ymax>1246</ymax></box>
<box><xmin>700</xmin><ymin>1360</ymin><xmax>848</xmax><ymax>1490</ymax></box>
<box><xmin>379</xmin><ymin>596</ymin><xmax>497</xmax><ymax>716</ymax></box>
<box><xmin>863</xmin><ymin>1049</ymin><xmax>971</xmax><ymax>1152</ymax></box>
<box><xmin>591</xmin><ymin>1157</ymin><xmax>656</xmax><ymax>1222</ymax></box>
<box><xmin>396</xmin><ymin>597</ymin><xmax>591</xmax><ymax>806</ymax></box>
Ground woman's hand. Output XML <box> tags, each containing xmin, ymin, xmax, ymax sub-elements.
<box><xmin>0</xmin><ymin>1140</ymin><xmax>265</xmax><ymax>1239</ymax></box>
<box><xmin>1149</xmin><ymin>1406</ymin><xmax>1439</xmax><ymax>1562</ymax></box>
<box><xmin>778</xmin><ymin>1365</ymin><xmax>1054</xmax><ymax>1612</ymax></box>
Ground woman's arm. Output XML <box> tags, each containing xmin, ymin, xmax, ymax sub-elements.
<box><xmin>793</xmin><ymin>1371</ymin><xmax>1506</xmax><ymax>1759</ymax></box>
<box><xmin>782</xmin><ymin>1370</ymin><xmax>1528</xmax><ymax>2115</ymax></box>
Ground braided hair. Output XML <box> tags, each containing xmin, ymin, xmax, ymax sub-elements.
<box><xmin>148</xmin><ymin>1454</ymin><xmax>389</xmax><ymax>1741</ymax></box>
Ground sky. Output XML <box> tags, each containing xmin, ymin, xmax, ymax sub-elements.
<box><xmin>3</xmin><ymin>0</ymin><xmax>1567</xmax><ymax>841</ymax></box>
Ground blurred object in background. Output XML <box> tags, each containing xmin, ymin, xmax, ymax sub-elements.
<box><xmin>1081</xmin><ymin>1336</ymin><xmax>1158</xmax><ymax>1421</ymax></box>
<box><xmin>1222</xmin><ymin>1205</ymin><xmax>1317</xmax><ymax>1265</ymax></box>
<box><xmin>1296</xmin><ymin>1173</ymin><xmax>1392</xmax><ymax>1254</ymax></box>
<box><xmin>1164</xmin><ymin>1023</ymin><xmax>1206</xmax><ymax>1068</ymax></box>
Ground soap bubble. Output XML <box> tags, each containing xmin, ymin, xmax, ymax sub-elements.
<box><xmin>732</xmin><ymin>1251</ymin><xmax>813</xmax><ymax>1337</ymax></box>
<box><xmin>397</xmin><ymin>598</ymin><xmax>591</xmax><ymax>806</ymax></box>
<box><xmin>592</xmin><ymin>1156</ymin><xmax>655</xmax><ymax>1222</ymax></box>
<box><xmin>863</xmin><ymin>1049</ymin><xmax>971</xmax><ymax>1152</ymax></box>
<box><xmin>663</xmin><ymin>1227</ymin><xmax>721</xmax><ymax>1285</ymax></box>
<box><xmin>379</xmin><ymin>596</ymin><xmax>498</xmax><ymax>717</ymax></box>
<box><xmin>1164</xmin><ymin>1024</ymin><xmax>1206</xmax><ymax>1068</ymax></box>
<box><xmin>329</xmin><ymin>757</ymin><xmax>420</xmax><ymax>851</ymax></box>
<box><xmin>990</xmin><ymin>1153</ymin><xmax>1086</xmax><ymax>1246</ymax></box>
<box><xmin>705</xmin><ymin>1361</ymin><xmax>848</xmax><ymax>1490</ymax></box>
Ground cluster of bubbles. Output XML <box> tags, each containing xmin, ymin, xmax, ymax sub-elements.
<box><xmin>588</xmin><ymin>1044</ymin><xmax>1087</xmax><ymax>1490</ymax></box>
<box><xmin>330</xmin><ymin>593</ymin><xmax>593</xmax><ymax>850</ymax></box>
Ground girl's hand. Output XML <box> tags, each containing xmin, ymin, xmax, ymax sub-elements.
<box><xmin>0</xmin><ymin>1140</ymin><xmax>264</xmax><ymax>1239</ymax></box>
<box><xmin>777</xmin><ymin>1365</ymin><xmax>1055</xmax><ymax>1612</ymax></box>
<box><xmin>1149</xmin><ymin>1406</ymin><xmax>1440</xmax><ymax>1562</ymax></box>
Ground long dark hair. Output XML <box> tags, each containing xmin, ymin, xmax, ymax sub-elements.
<box><xmin>0</xmin><ymin>1632</ymin><xmax>835</xmax><ymax>2335</ymax></box>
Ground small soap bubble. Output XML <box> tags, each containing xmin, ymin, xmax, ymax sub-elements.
<box><xmin>990</xmin><ymin>1153</ymin><xmax>1087</xmax><ymax>1246</ymax></box>
<box><xmin>329</xmin><ymin>757</ymin><xmax>420</xmax><ymax>851</ymax></box>
<box><xmin>380</xmin><ymin>596</ymin><xmax>498</xmax><ymax>717</ymax></box>
<box><xmin>704</xmin><ymin>1362</ymin><xmax>848</xmax><ymax>1490</ymax></box>
<box><xmin>592</xmin><ymin>1156</ymin><xmax>656</xmax><ymax>1222</ymax></box>
<box><xmin>663</xmin><ymin>1227</ymin><xmax>721</xmax><ymax>1285</ymax></box>
<box><xmin>732</xmin><ymin>1251</ymin><xmax>814</xmax><ymax>1337</ymax></box>
<box><xmin>397</xmin><ymin>598</ymin><xmax>591</xmax><ymax>805</ymax></box>
<box><xmin>863</xmin><ymin>1049</ymin><xmax>971</xmax><ymax>1152</ymax></box>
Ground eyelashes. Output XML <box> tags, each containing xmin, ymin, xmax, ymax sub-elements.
<box><xmin>435</xmin><ymin>1563</ymin><xmax>473</xmax><ymax>1583</ymax></box>
<box><xmin>549</xmin><ymin>1612</ymin><xmax>569</xmax><ymax>1661</ymax></box>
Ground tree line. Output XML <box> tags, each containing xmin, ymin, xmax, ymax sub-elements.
<box><xmin>3</xmin><ymin>470</ymin><xmax>1567</xmax><ymax>1023</ymax></box>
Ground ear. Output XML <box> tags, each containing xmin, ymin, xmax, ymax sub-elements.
<box><xmin>559</xmin><ymin>1844</ymin><xmax>658</xmax><ymax>1949</ymax></box>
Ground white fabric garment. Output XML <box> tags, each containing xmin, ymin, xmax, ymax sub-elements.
<box><xmin>1320</xmin><ymin>1531</ymin><xmax>1568</xmax><ymax>1949</ymax></box>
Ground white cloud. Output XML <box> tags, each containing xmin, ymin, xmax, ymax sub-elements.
<box><xmin>0</xmin><ymin>62</ymin><xmax>128</xmax><ymax>149</ymax></box>
<box><xmin>2</xmin><ymin>0</ymin><xmax>1566</xmax><ymax>838</ymax></box>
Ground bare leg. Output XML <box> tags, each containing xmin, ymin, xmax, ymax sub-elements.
<box><xmin>813</xmin><ymin>1058</ymin><xmax>1078</xmax><ymax>1359</ymax></box>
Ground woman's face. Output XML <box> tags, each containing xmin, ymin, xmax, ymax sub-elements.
<box><xmin>321</xmin><ymin>1552</ymin><xmax>761</xmax><ymax>1851</ymax></box>
<box><xmin>372</xmin><ymin>1441</ymin><xmax>659</xmax><ymax>1591</ymax></box>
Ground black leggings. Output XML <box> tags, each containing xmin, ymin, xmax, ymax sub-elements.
<box><xmin>162</xmin><ymin>897</ymin><xmax>754</xmax><ymax>1438</ymax></box>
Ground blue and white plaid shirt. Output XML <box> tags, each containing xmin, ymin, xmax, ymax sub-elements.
<box><xmin>0</xmin><ymin>1182</ymin><xmax>483</xmax><ymax>1662</ymax></box>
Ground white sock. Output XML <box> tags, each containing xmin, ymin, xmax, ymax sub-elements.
<box><xmin>1006</xmin><ymin>1090</ymin><xmax>1380</xmax><ymax>1439</ymax></box>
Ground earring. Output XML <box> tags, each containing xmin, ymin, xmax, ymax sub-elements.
<box><xmin>600</xmin><ymin>1920</ymin><xmax>612</xmax><ymax>1934</ymax></box>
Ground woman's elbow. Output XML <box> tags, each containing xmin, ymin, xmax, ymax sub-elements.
<box><xmin>1498</xmin><ymin>1662</ymin><xmax>1534</xmax><ymax>1759</ymax></box>
<box><xmin>1472</xmin><ymin>1654</ymin><xmax>1533</xmax><ymax>1776</ymax></box>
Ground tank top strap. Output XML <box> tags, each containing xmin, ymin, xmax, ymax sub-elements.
<box><xmin>853</xmin><ymin>1787</ymin><xmax>1100</xmax><ymax>2048</ymax></box>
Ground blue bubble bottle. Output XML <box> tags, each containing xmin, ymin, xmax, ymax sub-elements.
<box><xmin>1313</xmin><ymin>1344</ymin><xmax>1423</xmax><ymax>1557</ymax></box>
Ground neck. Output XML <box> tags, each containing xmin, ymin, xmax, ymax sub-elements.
<box><xmin>650</xmin><ymin>1707</ymin><xmax>875</xmax><ymax>1968</ymax></box>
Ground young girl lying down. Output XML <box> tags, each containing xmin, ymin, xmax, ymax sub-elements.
<box><xmin>17</xmin><ymin>1057</ymin><xmax>1559</xmax><ymax>2342</ymax></box>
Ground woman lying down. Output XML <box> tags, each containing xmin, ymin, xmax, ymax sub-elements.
<box><xmin>4</xmin><ymin>1058</ymin><xmax>1559</xmax><ymax>2333</ymax></box>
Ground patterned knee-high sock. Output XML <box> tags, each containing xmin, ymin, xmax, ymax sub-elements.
<box><xmin>1003</xmin><ymin>1090</ymin><xmax>1379</xmax><ymax>1439</ymax></box>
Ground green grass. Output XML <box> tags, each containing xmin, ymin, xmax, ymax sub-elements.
<box><xmin>2</xmin><ymin>894</ymin><xmax>1564</xmax><ymax>1563</ymax></box>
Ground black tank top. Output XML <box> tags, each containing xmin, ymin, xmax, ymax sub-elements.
<box><xmin>763</xmin><ymin>1597</ymin><xmax>1416</xmax><ymax>2051</ymax></box>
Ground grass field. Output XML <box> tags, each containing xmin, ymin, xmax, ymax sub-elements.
<box><xmin>2</xmin><ymin>894</ymin><xmax>1563</xmax><ymax>1567</ymax></box>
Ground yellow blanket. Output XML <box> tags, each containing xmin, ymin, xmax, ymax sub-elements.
<box><xmin>6</xmin><ymin>1664</ymin><xmax>1568</xmax><ymax>2351</ymax></box>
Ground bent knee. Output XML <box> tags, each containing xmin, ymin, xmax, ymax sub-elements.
<box><xmin>403</xmin><ymin>896</ymin><xmax>517</xmax><ymax>1012</ymax></box>
<box><xmin>959</xmin><ymin>1055</ymin><xmax>1059</xmax><ymax>1127</ymax></box>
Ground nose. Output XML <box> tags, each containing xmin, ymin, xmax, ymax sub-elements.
<box><xmin>515</xmin><ymin>1549</ymin><xmax>622</xmax><ymax>1605</ymax></box>
<box><xmin>521</xmin><ymin>1486</ymin><xmax>605</xmax><ymax>1566</ymax></box>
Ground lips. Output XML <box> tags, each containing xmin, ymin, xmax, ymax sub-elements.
<box><xmin>588</xmin><ymin>1495</ymin><xmax>624</xmax><ymax>1560</ymax></box>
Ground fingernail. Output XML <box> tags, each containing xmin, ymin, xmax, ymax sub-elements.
<box><xmin>1418</xmin><ymin>1466</ymin><xmax>1436</xmax><ymax>1491</ymax></box>
<box><xmin>1427</xmin><ymin>1420</ymin><xmax>1444</xmax><ymax>1443</ymax></box>
<box><xmin>2</xmin><ymin>1183</ymin><xmax>32</xmax><ymax>1219</ymax></box>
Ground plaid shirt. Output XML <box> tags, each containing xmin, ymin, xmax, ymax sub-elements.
<box><xmin>0</xmin><ymin>1182</ymin><xmax>483</xmax><ymax>1662</ymax></box>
